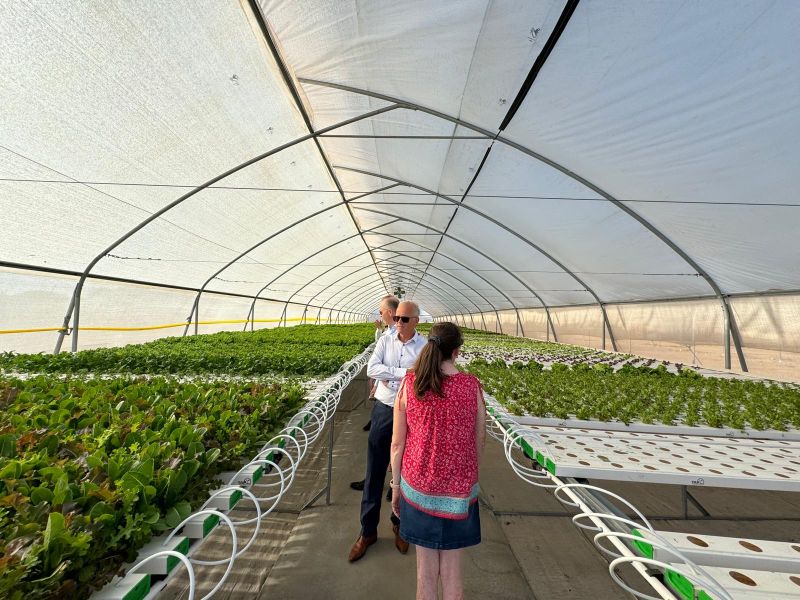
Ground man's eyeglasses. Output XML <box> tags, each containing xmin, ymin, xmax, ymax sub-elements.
<box><xmin>392</xmin><ymin>315</ymin><xmax>415</xmax><ymax>323</ymax></box>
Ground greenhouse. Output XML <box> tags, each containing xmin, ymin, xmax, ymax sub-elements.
<box><xmin>1</xmin><ymin>1</ymin><xmax>799</xmax><ymax>599</ymax></box>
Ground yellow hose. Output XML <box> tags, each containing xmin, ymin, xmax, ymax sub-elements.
<box><xmin>0</xmin><ymin>317</ymin><xmax>332</xmax><ymax>335</ymax></box>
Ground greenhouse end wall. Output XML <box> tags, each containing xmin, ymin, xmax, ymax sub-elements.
<box><xmin>446</xmin><ymin>294</ymin><xmax>800</xmax><ymax>383</ymax></box>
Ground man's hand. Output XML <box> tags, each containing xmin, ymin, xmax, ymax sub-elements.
<box><xmin>374</xmin><ymin>319</ymin><xmax>382</xmax><ymax>328</ymax></box>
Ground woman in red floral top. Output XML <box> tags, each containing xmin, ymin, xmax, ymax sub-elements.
<box><xmin>390</xmin><ymin>322</ymin><xmax>486</xmax><ymax>600</ymax></box>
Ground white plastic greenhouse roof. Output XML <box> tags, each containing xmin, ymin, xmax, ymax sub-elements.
<box><xmin>2</xmin><ymin>1</ymin><xmax>799</xmax><ymax>361</ymax></box>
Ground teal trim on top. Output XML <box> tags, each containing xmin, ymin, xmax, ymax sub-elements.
<box><xmin>400</xmin><ymin>477</ymin><xmax>479</xmax><ymax>518</ymax></box>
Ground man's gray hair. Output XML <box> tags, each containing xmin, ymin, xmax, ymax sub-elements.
<box><xmin>397</xmin><ymin>300</ymin><xmax>420</xmax><ymax>316</ymax></box>
<box><xmin>381</xmin><ymin>295</ymin><xmax>400</xmax><ymax>311</ymax></box>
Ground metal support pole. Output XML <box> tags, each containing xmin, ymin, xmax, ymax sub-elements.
<box><xmin>602</xmin><ymin>309</ymin><xmax>606</xmax><ymax>350</ymax></box>
<box><xmin>723</xmin><ymin>302</ymin><xmax>731</xmax><ymax>370</ymax></box>
<box><xmin>72</xmin><ymin>287</ymin><xmax>82</xmax><ymax>353</ymax></box>
<box><xmin>325</xmin><ymin>414</ymin><xmax>335</xmax><ymax>505</ymax></box>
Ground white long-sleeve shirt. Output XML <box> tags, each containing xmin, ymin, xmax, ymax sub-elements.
<box><xmin>366</xmin><ymin>329</ymin><xmax>427</xmax><ymax>407</ymax></box>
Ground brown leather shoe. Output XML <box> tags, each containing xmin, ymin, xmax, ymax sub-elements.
<box><xmin>348</xmin><ymin>534</ymin><xmax>377</xmax><ymax>562</ymax></box>
<box><xmin>392</xmin><ymin>524</ymin><xmax>409</xmax><ymax>554</ymax></box>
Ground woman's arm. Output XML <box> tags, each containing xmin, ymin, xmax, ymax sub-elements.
<box><xmin>390</xmin><ymin>378</ymin><xmax>408</xmax><ymax>516</ymax></box>
<box><xmin>475</xmin><ymin>384</ymin><xmax>486</xmax><ymax>471</ymax></box>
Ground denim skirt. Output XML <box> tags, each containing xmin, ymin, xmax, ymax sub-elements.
<box><xmin>399</xmin><ymin>496</ymin><xmax>481</xmax><ymax>550</ymax></box>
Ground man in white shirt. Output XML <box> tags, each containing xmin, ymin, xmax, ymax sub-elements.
<box><xmin>348</xmin><ymin>301</ymin><xmax>426</xmax><ymax>562</ymax></box>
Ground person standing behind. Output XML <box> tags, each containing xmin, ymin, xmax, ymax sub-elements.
<box><xmin>348</xmin><ymin>301</ymin><xmax>426</xmax><ymax>562</ymax></box>
<box><xmin>350</xmin><ymin>295</ymin><xmax>398</xmax><ymax>491</ymax></box>
<box><xmin>389</xmin><ymin>322</ymin><xmax>486</xmax><ymax>600</ymax></box>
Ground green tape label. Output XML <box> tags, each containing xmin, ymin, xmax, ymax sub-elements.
<box><xmin>122</xmin><ymin>575</ymin><xmax>150</xmax><ymax>600</ymax></box>
<box><xmin>203</xmin><ymin>514</ymin><xmax>220</xmax><ymax>537</ymax></box>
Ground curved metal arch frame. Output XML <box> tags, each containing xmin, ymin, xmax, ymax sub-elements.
<box><xmin>370</xmin><ymin>244</ymin><xmax>504</xmax><ymax>312</ymax></box>
<box><xmin>303</xmin><ymin>250</ymin><xmax>490</xmax><ymax>324</ymax></box>
<box><xmin>315</xmin><ymin>247</ymin><xmax>511</xmax><ymax>333</ymax></box>
<box><xmin>369</xmin><ymin>235</ymin><xmax>530</xmax><ymax>336</ymax></box>
<box><xmin>273</xmin><ymin>240</ymin><xmax>403</xmax><ymax>326</ymax></box>
<box><xmin>368</xmin><ymin>236</ymin><xmax>515</xmax><ymax>331</ymax></box>
<box><xmin>355</xmin><ymin>207</ymin><xmax>569</xmax><ymax>338</ymax></box>
<box><xmin>52</xmin><ymin>103</ymin><xmax>402</xmax><ymax>352</ymax></box>
<box><xmin>183</xmin><ymin>199</ymin><xmax>360</xmax><ymax>336</ymax></box>
<box><xmin>314</xmin><ymin>264</ymin><xmax>475</xmax><ymax>324</ymax></box>
<box><xmin>334</xmin><ymin>255</ymin><xmax>484</xmax><ymax>318</ymax></box>
<box><xmin>333</xmin><ymin>265</ymin><xmax>476</xmax><ymax>320</ymax></box>
<box><xmin>300</xmin><ymin>235</ymin><xmax>523</xmax><ymax>334</ymax></box>
<box><xmin>244</xmin><ymin>216</ymin><xmax>403</xmax><ymax>330</ymax></box>
<box><xmin>372</xmin><ymin>257</ymin><xmax>484</xmax><ymax>319</ymax></box>
<box><xmin>299</xmin><ymin>77</ymin><xmax>746</xmax><ymax>369</ymax></box>
<box><xmin>335</xmin><ymin>165</ymin><xmax>609</xmax><ymax>349</ymax></box>
<box><xmin>285</xmin><ymin>233</ymin><xmax>511</xmax><ymax>326</ymax></box>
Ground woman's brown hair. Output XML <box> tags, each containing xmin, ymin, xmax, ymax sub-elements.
<box><xmin>413</xmin><ymin>322</ymin><xmax>463</xmax><ymax>399</ymax></box>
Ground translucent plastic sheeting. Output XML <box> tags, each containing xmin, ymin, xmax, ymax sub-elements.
<box><xmin>3</xmin><ymin>0</ymin><xmax>799</xmax><ymax>376</ymax></box>
<box><xmin>449</xmin><ymin>294</ymin><xmax>800</xmax><ymax>382</ymax></box>
<box><xmin>263</xmin><ymin>0</ymin><xmax>566</xmax><ymax>132</ymax></box>
<box><xmin>0</xmin><ymin>268</ymin><xmax>319</xmax><ymax>354</ymax></box>
<box><xmin>502</xmin><ymin>0</ymin><xmax>800</xmax><ymax>296</ymax></box>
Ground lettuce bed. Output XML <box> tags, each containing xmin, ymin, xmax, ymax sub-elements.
<box><xmin>0</xmin><ymin>323</ymin><xmax>374</xmax><ymax>598</ymax></box>
<box><xmin>0</xmin><ymin>324</ymin><xmax>376</xmax><ymax>377</ymax></box>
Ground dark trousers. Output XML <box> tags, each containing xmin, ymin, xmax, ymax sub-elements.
<box><xmin>360</xmin><ymin>400</ymin><xmax>400</xmax><ymax>536</ymax></box>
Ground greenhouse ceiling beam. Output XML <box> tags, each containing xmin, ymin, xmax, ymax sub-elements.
<box><xmin>340</xmin><ymin>272</ymin><xmax>466</xmax><ymax>319</ymax></box>
<box><xmin>336</xmin><ymin>255</ymin><xmax>484</xmax><ymax>318</ymax></box>
<box><xmin>357</xmin><ymin>205</ymin><xmax>566</xmax><ymax>340</ymax></box>
<box><xmin>307</xmin><ymin>252</ymin><xmax>486</xmax><ymax>322</ymax></box>
<box><xmin>411</xmin><ymin>0</ymin><xmax>579</xmax><ymax>316</ymax></box>
<box><xmin>319</xmin><ymin>134</ymin><xmax>489</xmax><ymax>140</ymax></box>
<box><xmin>299</xmin><ymin>78</ymin><xmax>747</xmax><ymax>369</ymax></box>
<box><xmin>280</xmin><ymin>241</ymin><xmax>402</xmax><ymax>317</ymax></box>
<box><xmin>361</xmin><ymin>213</ymin><xmax>537</xmax><ymax>336</ymax></box>
<box><xmin>300</xmin><ymin>232</ymin><xmax>515</xmax><ymax>332</ymax></box>
<box><xmin>188</xmin><ymin>190</ymin><xmax>402</xmax><ymax>336</ymax></box>
<box><xmin>369</xmin><ymin>235</ymin><xmax>511</xmax><ymax>328</ymax></box>
<box><xmin>318</xmin><ymin>248</ymin><xmax>491</xmax><ymax>330</ymax></box>
<box><xmin>348</xmin><ymin>267</ymin><xmax>479</xmax><ymax>328</ymax></box>
<box><xmin>336</xmin><ymin>165</ymin><xmax>606</xmax><ymax>348</ymax></box>
<box><xmin>372</xmin><ymin>257</ymin><xmax>484</xmax><ymax>317</ymax></box>
<box><xmin>307</xmin><ymin>253</ymin><xmax>477</xmax><ymax>319</ymax></box>
<box><xmin>51</xmin><ymin>102</ymin><xmax>401</xmax><ymax>354</ymax></box>
<box><xmin>272</xmin><ymin>219</ymin><xmax>511</xmax><ymax>327</ymax></box>
<box><xmin>248</xmin><ymin>0</ymin><xmax>392</xmax><ymax>311</ymax></box>
<box><xmin>277</xmin><ymin>241</ymin><xmax>414</xmax><ymax>326</ymax></box>
<box><xmin>242</xmin><ymin>207</ymin><xmax>403</xmax><ymax>329</ymax></box>
<box><xmin>337</xmin><ymin>272</ymin><xmax>467</xmax><ymax>319</ymax></box>
<box><xmin>0</xmin><ymin>260</ymin><xmax>332</xmax><ymax>313</ymax></box>
<box><xmin>349</xmin><ymin>283</ymin><xmax>453</xmax><ymax>320</ymax></box>
<box><xmin>185</xmin><ymin>200</ymin><xmax>362</xmax><ymax>336</ymax></box>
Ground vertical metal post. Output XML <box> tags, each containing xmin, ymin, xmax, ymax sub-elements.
<box><xmin>193</xmin><ymin>297</ymin><xmax>200</xmax><ymax>336</ymax></box>
<box><xmin>723</xmin><ymin>303</ymin><xmax>731</xmax><ymax>370</ymax></box>
<box><xmin>71</xmin><ymin>288</ymin><xmax>82</xmax><ymax>353</ymax></box>
<box><xmin>602</xmin><ymin>310</ymin><xmax>606</xmax><ymax>350</ymax></box>
<box><xmin>325</xmin><ymin>415</ymin><xmax>335</xmax><ymax>505</ymax></box>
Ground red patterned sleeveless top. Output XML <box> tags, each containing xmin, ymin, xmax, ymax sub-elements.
<box><xmin>399</xmin><ymin>371</ymin><xmax>482</xmax><ymax>520</ymax></box>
